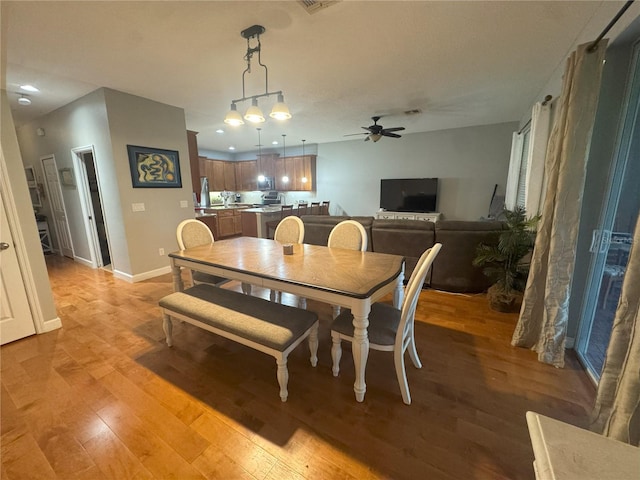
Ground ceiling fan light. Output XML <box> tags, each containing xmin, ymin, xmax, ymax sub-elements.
<box><xmin>224</xmin><ymin>104</ymin><xmax>244</xmax><ymax>126</ymax></box>
<box><xmin>269</xmin><ymin>94</ymin><xmax>291</xmax><ymax>120</ymax></box>
<box><xmin>370</xmin><ymin>133</ymin><xmax>382</xmax><ymax>142</ymax></box>
<box><xmin>244</xmin><ymin>98</ymin><xmax>265</xmax><ymax>123</ymax></box>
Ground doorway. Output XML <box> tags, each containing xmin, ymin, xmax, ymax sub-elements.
<box><xmin>41</xmin><ymin>155</ymin><xmax>74</xmax><ymax>258</ymax></box>
<box><xmin>72</xmin><ymin>146</ymin><xmax>111</xmax><ymax>269</ymax></box>
<box><xmin>576</xmin><ymin>40</ymin><xmax>640</xmax><ymax>381</ymax></box>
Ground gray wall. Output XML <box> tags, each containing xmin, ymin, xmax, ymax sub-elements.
<box><xmin>17</xmin><ymin>88</ymin><xmax>195</xmax><ymax>280</ymax></box>
<box><xmin>315</xmin><ymin>122</ymin><xmax>517</xmax><ymax>219</ymax></box>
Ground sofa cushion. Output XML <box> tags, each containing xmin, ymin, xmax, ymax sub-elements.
<box><xmin>372</xmin><ymin>219</ymin><xmax>435</xmax><ymax>284</ymax></box>
<box><xmin>430</xmin><ymin>220</ymin><xmax>505</xmax><ymax>293</ymax></box>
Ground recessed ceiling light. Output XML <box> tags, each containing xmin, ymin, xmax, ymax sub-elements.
<box><xmin>272</xmin><ymin>141</ymin><xmax>278</xmax><ymax>145</ymax></box>
<box><xmin>18</xmin><ymin>95</ymin><xmax>31</xmax><ymax>105</ymax></box>
<box><xmin>228</xmin><ymin>146</ymin><xmax>236</xmax><ymax>151</ymax></box>
<box><xmin>215</xmin><ymin>129</ymin><xmax>224</xmax><ymax>134</ymax></box>
<box><xmin>20</xmin><ymin>84</ymin><xmax>39</xmax><ymax>92</ymax></box>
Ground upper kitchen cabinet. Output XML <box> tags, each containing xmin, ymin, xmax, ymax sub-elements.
<box><xmin>275</xmin><ymin>155</ymin><xmax>316</xmax><ymax>191</ymax></box>
<box><xmin>237</xmin><ymin>161</ymin><xmax>258</xmax><ymax>191</ymax></box>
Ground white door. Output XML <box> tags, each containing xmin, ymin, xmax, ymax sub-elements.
<box><xmin>0</xmin><ymin>195</ymin><xmax>36</xmax><ymax>345</ymax></box>
<box><xmin>42</xmin><ymin>155</ymin><xmax>74</xmax><ymax>258</ymax></box>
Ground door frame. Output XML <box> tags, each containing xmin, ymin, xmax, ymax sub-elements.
<box><xmin>71</xmin><ymin>145</ymin><xmax>111</xmax><ymax>269</ymax></box>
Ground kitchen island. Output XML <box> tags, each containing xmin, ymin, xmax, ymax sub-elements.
<box><xmin>241</xmin><ymin>205</ymin><xmax>284</xmax><ymax>238</ymax></box>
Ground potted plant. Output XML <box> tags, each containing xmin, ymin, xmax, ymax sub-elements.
<box><xmin>473</xmin><ymin>206</ymin><xmax>539</xmax><ymax>312</ymax></box>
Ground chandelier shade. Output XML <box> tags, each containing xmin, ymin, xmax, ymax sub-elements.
<box><xmin>224</xmin><ymin>103</ymin><xmax>244</xmax><ymax>126</ymax></box>
<box><xmin>244</xmin><ymin>98</ymin><xmax>265</xmax><ymax>123</ymax></box>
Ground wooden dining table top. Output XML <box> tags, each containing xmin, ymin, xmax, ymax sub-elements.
<box><xmin>169</xmin><ymin>236</ymin><xmax>405</xmax><ymax>299</ymax></box>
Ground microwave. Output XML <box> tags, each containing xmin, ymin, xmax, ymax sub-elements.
<box><xmin>257</xmin><ymin>176</ymin><xmax>275</xmax><ymax>191</ymax></box>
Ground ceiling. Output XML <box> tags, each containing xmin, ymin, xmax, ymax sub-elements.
<box><xmin>3</xmin><ymin>1</ymin><xmax>639</xmax><ymax>154</ymax></box>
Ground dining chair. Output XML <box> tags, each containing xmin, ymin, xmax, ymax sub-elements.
<box><xmin>321</xmin><ymin>200</ymin><xmax>330</xmax><ymax>215</ymax></box>
<box><xmin>327</xmin><ymin>220</ymin><xmax>368</xmax><ymax>318</ymax></box>
<box><xmin>309</xmin><ymin>201</ymin><xmax>321</xmax><ymax>215</ymax></box>
<box><xmin>271</xmin><ymin>216</ymin><xmax>306</xmax><ymax>306</ymax></box>
<box><xmin>176</xmin><ymin>219</ymin><xmax>230</xmax><ymax>288</ymax></box>
<box><xmin>266</xmin><ymin>204</ymin><xmax>294</xmax><ymax>239</ymax></box>
<box><xmin>330</xmin><ymin>243</ymin><xmax>442</xmax><ymax>405</ymax></box>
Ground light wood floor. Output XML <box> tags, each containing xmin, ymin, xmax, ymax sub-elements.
<box><xmin>1</xmin><ymin>255</ymin><xmax>595</xmax><ymax>480</ymax></box>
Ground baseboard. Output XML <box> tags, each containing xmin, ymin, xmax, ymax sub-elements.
<box><xmin>565</xmin><ymin>336</ymin><xmax>575</xmax><ymax>349</ymax></box>
<box><xmin>113</xmin><ymin>265</ymin><xmax>172</xmax><ymax>283</ymax></box>
<box><xmin>41</xmin><ymin>316</ymin><xmax>62</xmax><ymax>332</ymax></box>
<box><xmin>73</xmin><ymin>255</ymin><xmax>94</xmax><ymax>268</ymax></box>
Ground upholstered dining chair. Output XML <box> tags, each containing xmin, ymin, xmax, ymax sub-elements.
<box><xmin>328</xmin><ymin>219</ymin><xmax>368</xmax><ymax>252</ymax></box>
<box><xmin>327</xmin><ymin>220</ymin><xmax>368</xmax><ymax>318</ymax></box>
<box><xmin>271</xmin><ymin>216</ymin><xmax>306</xmax><ymax>306</ymax></box>
<box><xmin>266</xmin><ymin>204</ymin><xmax>294</xmax><ymax>239</ymax></box>
<box><xmin>176</xmin><ymin>219</ymin><xmax>230</xmax><ymax>288</ymax></box>
<box><xmin>330</xmin><ymin>243</ymin><xmax>442</xmax><ymax>405</ymax></box>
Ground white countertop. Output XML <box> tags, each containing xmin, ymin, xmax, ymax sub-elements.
<box><xmin>526</xmin><ymin>411</ymin><xmax>640</xmax><ymax>479</ymax></box>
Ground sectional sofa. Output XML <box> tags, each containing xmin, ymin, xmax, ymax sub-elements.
<box><xmin>300</xmin><ymin>215</ymin><xmax>505</xmax><ymax>293</ymax></box>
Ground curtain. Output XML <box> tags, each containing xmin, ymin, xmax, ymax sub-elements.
<box><xmin>525</xmin><ymin>102</ymin><xmax>552</xmax><ymax>217</ymax></box>
<box><xmin>511</xmin><ymin>41</ymin><xmax>608</xmax><ymax>367</ymax></box>
<box><xmin>590</xmin><ymin>214</ymin><xmax>640</xmax><ymax>446</ymax></box>
<box><xmin>505</xmin><ymin>131</ymin><xmax>523</xmax><ymax>210</ymax></box>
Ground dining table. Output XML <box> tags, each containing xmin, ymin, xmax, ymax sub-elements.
<box><xmin>169</xmin><ymin>236</ymin><xmax>405</xmax><ymax>402</ymax></box>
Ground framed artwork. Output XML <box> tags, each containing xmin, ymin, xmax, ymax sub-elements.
<box><xmin>59</xmin><ymin>167</ymin><xmax>76</xmax><ymax>187</ymax></box>
<box><xmin>127</xmin><ymin>145</ymin><xmax>182</xmax><ymax>188</ymax></box>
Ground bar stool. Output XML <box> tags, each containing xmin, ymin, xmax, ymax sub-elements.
<box><xmin>296</xmin><ymin>201</ymin><xmax>308</xmax><ymax>216</ymax></box>
<box><xmin>310</xmin><ymin>201</ymin><xmax>321</xmax><ymax>215</ymax></box>
<box><xmin>266</xmin><ymin>205</ymin><xmax>294</xmax><ymax>239</ymax></box>
<box><xmin>321</xmin><ymin>201</ymin><xmax>330</xmax><ymax>215</ymax></box>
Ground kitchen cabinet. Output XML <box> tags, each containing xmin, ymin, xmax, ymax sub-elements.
<box><xmin>208</xmin><ymin>207</ymin><xmax>247</xmax><ymax>238</ymax></box>
<box><xmin>275</xmin><ymin>155</ymin><xmax>316</xmax><ymax>191</ymax></box>
<box><xmin>237</xmin><ymin>161</ymin><xmax>258</xmax><ymax>191</ymax></box>
<box><xmin>223</xmin><ymin>162</ymin><xmax>236</xmax><ymax>190</ymax></box>
<box><xmin>197</xmin><ymin>214</ymin><xmax>218</xmax><ymax>240</ymax></box>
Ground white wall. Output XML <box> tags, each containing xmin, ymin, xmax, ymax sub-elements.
<box><xmin>316</xmin><ymin>122</ymin><xmax>517</xmax><ymax>219</ymax></box>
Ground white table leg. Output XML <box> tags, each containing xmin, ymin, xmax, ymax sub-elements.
<box><xmin>351</xmin><ymin>302</ymin><xmax>371</xmax><ymax>402</ymax></box>
<box><xmin>171</xmin><ymin>260</ymin><xmax>184</xmax><ymax>292</ymax></box>
<box><xmin>393</xmin><ymin>263</ymin><xmax>405</xmax><ymax>308</ymax></box>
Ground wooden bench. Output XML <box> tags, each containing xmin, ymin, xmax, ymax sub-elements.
<box><xmin>159</xmin><ymin>284</ymin><xmax>319</xmax><ymax>402</ymax></box>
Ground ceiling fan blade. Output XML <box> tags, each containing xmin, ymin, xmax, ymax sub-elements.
<box><xmin>382</xmin><ymin>132</ymin><xmax>402</xmax><ymax>138</ymax></box>
<box><xmin>382</xmin><ymin>127</ymin><xmax>405</xmax><ymax>133</ymax></box>
<box><xmin>364</xmin><ymin>135</ymin><xmax>370</xmax><ymax>142</ymax></box>
<box><xmin>344</xmin><ymin>132</ymin><xmax>369</xmax><ymax>137</ymax></box>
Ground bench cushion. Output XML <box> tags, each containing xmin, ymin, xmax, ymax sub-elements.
<box><xmin>159</xmin><ymin>285</ymin><xmax>318</xmax><ymax>352</ymax></box>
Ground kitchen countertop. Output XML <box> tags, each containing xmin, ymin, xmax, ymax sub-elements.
<box><xmin>242</xmin><ymin>205</ymin><xmax>284</xmax><ymax>213</ymax></box>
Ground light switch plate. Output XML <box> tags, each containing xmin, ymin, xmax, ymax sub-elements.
<box><xmin>132</xmin><ymin>203</ymin><xmax>145</xmax><ymax>212</ymax></box>
<box><xmin>180</xmin><ymin>200</ymin><xmax>188</xmax><ymax>208</ymax></box>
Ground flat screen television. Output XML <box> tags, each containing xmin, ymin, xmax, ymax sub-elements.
<box><xmin>380</xmin><ymin>178</ymin><xmax>438</xmax><ymax>213</ymax></box>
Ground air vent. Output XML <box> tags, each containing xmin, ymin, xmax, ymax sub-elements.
<box><xmin>298</xmin><ymin>0</ymin><xmax>340</xmax><ymax>15</ymax></box>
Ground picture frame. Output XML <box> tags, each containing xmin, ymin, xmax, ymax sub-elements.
<box><xmin>59</xmin><ymin>167</ymin><xmax>76</xmax><ymax>187</ymax></box>
<box><xmin>127</xmin><ymin>145</ymin><xmax>182</xmax><ymax>188</ymax></box>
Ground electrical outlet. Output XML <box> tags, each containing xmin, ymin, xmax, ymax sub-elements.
<box><xmin>132</xmin><ymin>202</ymin><xmax>145</xmax><ymax>212</ymax></box>
<box><xmin>159</xmin><ymin>248</ymin><xmax>165</xmax><ymax>256</ymax></box>
<box><xmin>180</xmin><ymin>200</ymin><xmax>188</xmax><ymax>208</ymax></box>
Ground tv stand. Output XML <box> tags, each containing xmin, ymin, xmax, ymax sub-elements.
<box><xmin>376</xmin><ymin>211</ymin><xmax>442</xmax><ymax>222</ymax></box>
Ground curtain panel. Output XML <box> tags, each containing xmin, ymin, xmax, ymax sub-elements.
<box><xmin>590</xmin><ymin>212</ymin><xmax>640</xmax><ymax>445</ymax></box>
<box><xmin>512</xmin><ymin>41</ymin><xmax>608</xmax><ymax>367</ymax></box>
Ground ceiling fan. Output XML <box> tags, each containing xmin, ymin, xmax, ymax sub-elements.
<box><xmin>345</xmin><ymin>116</ymin><xmax>405</xmax><ymax>142</ymax></box>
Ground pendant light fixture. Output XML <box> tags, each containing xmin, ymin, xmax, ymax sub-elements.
<box><xmin>281</xmin><ymin>134</ymin><xmax>289</xmax><ymax>185</ymax></box>
<box><xmin>224</xmin><ymin>25</ymin><xmax>292</xmax><ymax>126</ymax></box>
<box><xmin>301</xmin><ymin>139</ymin><xmax>308</xmax><ymax>184</ymax></box>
